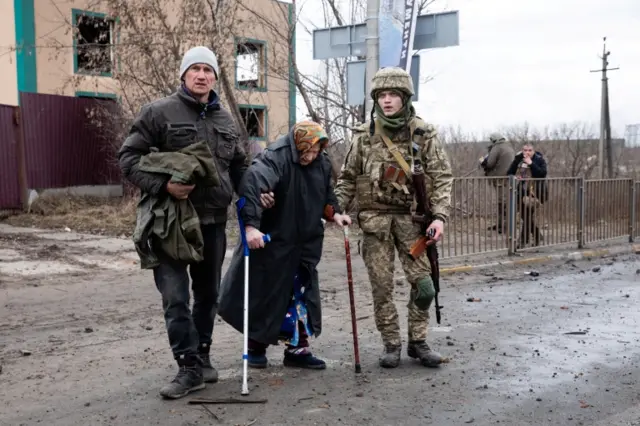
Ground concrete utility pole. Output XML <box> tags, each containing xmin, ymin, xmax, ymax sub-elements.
<box><xmin>590</xmin><ymin>37</ymin><xmax>619</xmax><ymax>179</ymax></box>
<box><xmin>364</xmin><ymin>0</ymin><xmax>380</xmax><ymax>119</ymax></box>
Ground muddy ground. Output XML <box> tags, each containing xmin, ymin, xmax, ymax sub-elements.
<box><xmin>0</xmin><ymin>223</ymin><xmax>639</xmax><ymax>426</ymax></box>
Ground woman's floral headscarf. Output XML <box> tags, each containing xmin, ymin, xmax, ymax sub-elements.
<box><xmin>293</xmin><ymin>121</ymin><xmax>329</xmax><ymax>152</ymax></box>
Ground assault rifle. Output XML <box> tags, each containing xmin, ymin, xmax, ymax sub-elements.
<box><xmin>408</xmin><ymin>143</ymin><xmax>442</xmax><ymax>324</ymax></box>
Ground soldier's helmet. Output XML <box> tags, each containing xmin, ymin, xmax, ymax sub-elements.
<box><xmin>370</xmin><ymin>67</ymin><xmax>415</xmax><ymax>99</ymax></box>
<box><xmin>489</xmin><ymin>132</ymin><xmax>506</xmax><ymax>143</ymax></box>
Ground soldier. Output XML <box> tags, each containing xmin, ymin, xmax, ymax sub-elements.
<box><xmin>334</xmin><ymin>67</ymin><xmax>454</xmax><ymax>368</ymax></box>
<box><xmin>481</xmin><ymin>132</ymin><xmax>515</xmax><ymax>233</ymax></box>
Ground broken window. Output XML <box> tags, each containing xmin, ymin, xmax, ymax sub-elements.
<box><xmin>238</xmin><ymin>106</ymin><xmax>266</xmax><ymax>139</ymax></box>
<box><xmin>74</xmin><ymin>11</ymin><xmax>114</xmax><ymax>74</ymax></box>
<box><xmin>236</xmin><ymin>41</ymin><xmax>266</xmax><ymax>89</ymax></box>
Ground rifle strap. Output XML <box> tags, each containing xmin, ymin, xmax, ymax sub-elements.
<box><xmin>374</xmin><ymin>120</ymin><xmax>412</xmax><ymax>176</ymax></box>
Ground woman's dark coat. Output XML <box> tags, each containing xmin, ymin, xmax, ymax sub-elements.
<box><xmin>217</xmin><ymin>129</ymin><xmax>341</xmax><ymax>345</ymax></box>
<box><xmin>507</xmin><ymin>151</ymin><xmax>549</xmax><ymax>204</ymax></box>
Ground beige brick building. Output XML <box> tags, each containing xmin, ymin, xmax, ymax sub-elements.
<box><xmin>1</xmin><ymin>0</ymin><xmax>295</xmax><ymax>147</ymax></box>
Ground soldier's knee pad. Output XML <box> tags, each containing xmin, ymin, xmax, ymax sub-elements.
<box><xmin>411</xmin><ymin>277</ymin><xmax>436</xmax><ymax>311</ymax></box>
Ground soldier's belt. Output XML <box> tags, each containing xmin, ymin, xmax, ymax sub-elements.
<box><xmin>358</xmin><ymin>203</ymin><xmax>410</xmax><ymax>213</ymax></box>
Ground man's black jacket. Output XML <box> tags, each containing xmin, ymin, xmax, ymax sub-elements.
<box><xmin>118</xmin><ymin>86</ymin><xmax>248</xmax><ymax>224</ymax></box>
<box><xmin>507</xmin><ymin>151</ymin><xmax>549</xmax><ymax>204</ymax></box>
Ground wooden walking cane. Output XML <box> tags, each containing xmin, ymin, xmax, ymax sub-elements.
<box><xmin>342</xmin><ymin>226</ymin><xmax>362</xmax><ymax>373</ymax></box>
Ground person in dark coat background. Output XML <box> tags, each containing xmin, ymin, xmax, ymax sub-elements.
<box><xmin>507</xmin><ymin>143</ymin><xmax>548</xmax><ymax>247</ymax></box>
<box><xmin>218</xmin><ymin>121</ymin><xmax>352</xmax><ymax>370</ymax></box>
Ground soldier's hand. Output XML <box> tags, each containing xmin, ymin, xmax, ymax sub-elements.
<box><xmin>260</xmin><ymin>191</ymin><xmax>275</xmax><ymax>209</ymax></box>
<box><xmin>166</xmin><ymin>182</ymin><xmax>195</xmax><ymax>200</ymax></box>
<box><xmin>427</xmin><ymin>219</ymin><xmax>444</xmax><ymax>242</ymax></box>
<box><xmin>333</xmin><ymin>213</ymin><xmax>352</xmax><ymax>227</ymax></box>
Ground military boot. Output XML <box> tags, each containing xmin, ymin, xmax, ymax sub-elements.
<box><xmin>379</xmin><ymin>344</ymin><xmax>401</xmax><ymax>368</ymax></box>
<box><xmin>197</xmin><ymin>343</ymin><xmax>218</xmax><ymax>383</ymax></box>
<box><xmin>159</xmin><ymin>355</ymin><xmax>205</xmax><ymax>399</ymax></box>
<box><xmin>407</xmin><ymin>341</ymin><xmax>443</xmax><ymax>368</ymax></box>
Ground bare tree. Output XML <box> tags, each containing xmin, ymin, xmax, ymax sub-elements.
<box><xmin>234</xmin><ymin>0</ymin><xmax>438</xmax><ymax>178</ymax></box>
<box><xmin>542</xmin><ymin>122</ymin><xmax>599</xmax><ymax>178</ymax></box>
<box><xmin>437</xmin><ymin>124</ymin><xmax>484</xmax><ymax>176</ymax></box>
<box><xmin>436</xmin><ymin>121</ymin><xmax>629</xmax><ymax>180</ymax></box>
<box><xmin>36</xmin><ymin>0</ymin><xmax>291</xmax><ymax>156</ymax></box>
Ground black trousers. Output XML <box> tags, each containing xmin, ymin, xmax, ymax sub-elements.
<box><xmin>519</xmin><ymin>203</ymin><xmax>541</xmax><ymax>246</ymax></box>
<box><xmin>153</xmin><ymin>223</ymin><xmax>227</xmax><ymax>360</ymax></box>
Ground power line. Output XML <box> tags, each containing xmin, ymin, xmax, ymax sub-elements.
<box><xmin>590</xmin><ymin>36</ymin><xmax>619</xmax><ymax>179</ymax></box>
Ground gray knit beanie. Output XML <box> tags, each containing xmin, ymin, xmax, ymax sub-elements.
<box><xmin>179</xmin><ymin>46</ymin><xmax>220</xmax><ymax>80</ymax></box>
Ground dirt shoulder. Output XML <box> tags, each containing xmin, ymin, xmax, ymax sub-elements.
<box><xmin>1</xmin><ymin>195</ymin><xmax>137</xmax><ymax>237</ymax></box>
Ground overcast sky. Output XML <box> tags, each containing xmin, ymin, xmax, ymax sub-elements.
<box><xmin>292</xmin><ymin>0</ymin><xmax>640</xmax><ymax>138</ymax></box>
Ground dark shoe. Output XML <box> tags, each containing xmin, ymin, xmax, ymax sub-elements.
<box><xmin>159</xmin><ymin>356</ymin><xmax>205</xmax><ymax>399</ymax></box>
<box><xmin>197</xmin><ymin>344</ymin><xmax>218</xmax><ymax>383</ymax></box>
<box><xmin>283</xmin><ymin>348</ymin><xmax>326</xmax><ymax>370</ymax></box>
<box><xmin>248</xmin><ymin>349</ymin><xmax>268</xmax><ymax>369</ymax></box>
<box><xmin>488</xmin><ymin>224</ymin><xmax>504</xmax><ymax>235</ymax></box>
<box><xmin>518</xmin><ymin>234</ymin><xmax>527</xmax><ymax>249</ymax></box>
<box><xmin>379</xmin><ymin>344</ymin><xmax>401</xmax><ymax>368</ymax></box>
<box><xmin>407</xmin><ymin>341</ymin><xmax>443</xmax><ymax>368</ymax></box>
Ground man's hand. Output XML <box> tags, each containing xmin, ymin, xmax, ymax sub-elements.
<box><xmin>426</xmin><ymin>219</ymin><xmax>444</xmax><ymax>242</ymax></box>
<box><xmin>245</xmin><ymin>226</ymin><xmax>266</xmax><ymax>249</ymax></box>
<box><xmin>333</xmin><ymin>213</ymin><xmax>352</xmax><ymax>227</ymax></box>
<box><xmin>167</xmin><ymin>182</ymin><xmax>195</xmax><ymax>200</ymax></box>
<box><xmin>260</xmin><ymin>191</ymin><xmax>275</xmax><ymax>209</ymax></box>
<box><xmin>523</xmin><ymin>155</ymin><xmax>532</xmax><ymax>165</ymax></box>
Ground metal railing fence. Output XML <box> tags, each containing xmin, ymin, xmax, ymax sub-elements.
<box><xmin>439</xmin><ymin>177</ymin><xmax>638</xmax><ymax>259</ymax></box>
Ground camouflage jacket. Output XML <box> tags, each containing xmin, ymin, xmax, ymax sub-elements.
<box><xmin>334</xmin><ymin>117</ymin><xmax>453</xmax><ymax>227</ymax></box>
<box><xmin>484</xmin><ymin>140</ymin><xmax>515</xmax><ymax>177</ymax></box>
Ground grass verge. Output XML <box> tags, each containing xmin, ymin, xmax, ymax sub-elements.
<box><xmin>1</xmin><ymin>194</ymin><xmax>137</xmax><ymax>237</ymax></box>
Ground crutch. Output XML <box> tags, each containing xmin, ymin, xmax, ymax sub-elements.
<box><xmin>342</xmin><ymin>226</ymin><xmax>361</xmax><ymax>373</ymax></box>
<box><xmin>236</xmin><ymin>197</ymin><xmax>270</xmax><ymax>396</ymax></box>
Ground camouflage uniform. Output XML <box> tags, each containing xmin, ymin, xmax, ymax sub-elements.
<box><xmin>334</xmin><ymin>67</ymin><xmax>454</xmax><ymax>368</ymax></box>
<box><xmin>484</xmin><ymin>132</ymin><xmax>515</xmax><ymax>233</ymax></box>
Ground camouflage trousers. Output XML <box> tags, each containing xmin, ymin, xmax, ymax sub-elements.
<box><xmin>359</xmin><ymin>213</ymin><xmax>432</xmax><ymax>347</ymax></box>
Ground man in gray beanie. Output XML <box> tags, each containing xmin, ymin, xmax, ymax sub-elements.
<box><xmin>119</xmin><ymin>46</ymin><xmax>274</xmax><ymax>399</ymax></box>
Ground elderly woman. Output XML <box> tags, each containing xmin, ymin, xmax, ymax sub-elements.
<box><xmin>218</xmin><ymin>121</ymin><xmax>351</xmax><ymax>370</ymax></box>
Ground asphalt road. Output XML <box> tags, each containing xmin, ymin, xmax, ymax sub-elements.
<box><xmin>0</xmin><ymin>236</ymin><xmax>639</xmax><ymax>426</ymax></box>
